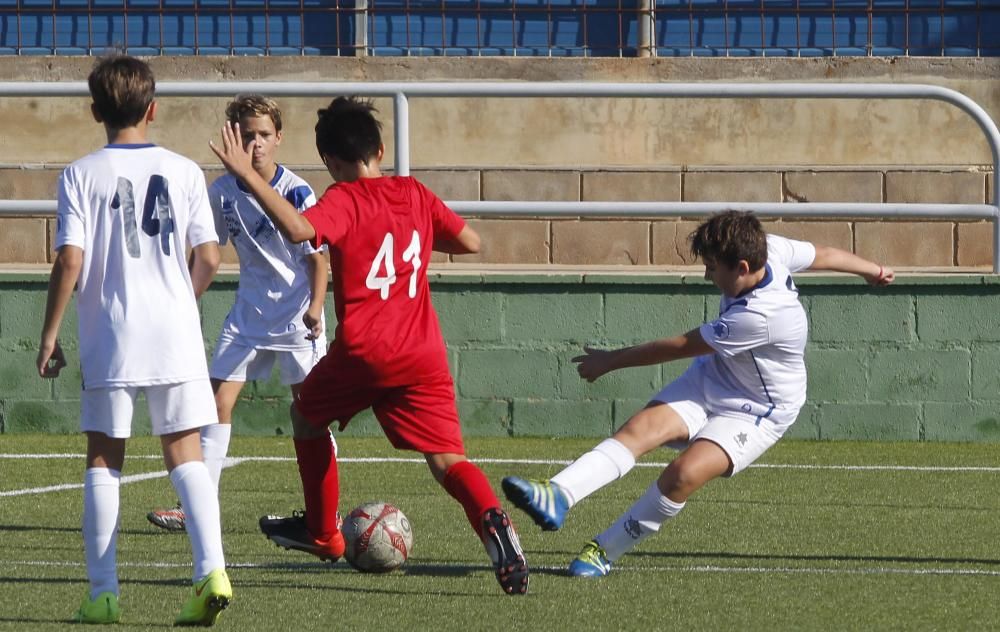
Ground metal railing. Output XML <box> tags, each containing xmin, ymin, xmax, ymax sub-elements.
<box><xmin>0</xmin><ymin>80</ymin><xmax>998</xmax><ymax>269</ymax></box>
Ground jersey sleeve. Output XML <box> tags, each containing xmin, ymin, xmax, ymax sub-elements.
<box><xmin>304</xmin><ymin>185</ymin><xmax>354</xmax><ymax>249</ymax></box>
<box><xmin>286</xmin><ymin>183</ymin><xmax>324</xmax><ymax>256</ymax></box>
<box><xmin>186</xmin><ymin>168</ymin><xmax>219</xmax><ymax>248</ymax></box>
<box><xmin>767</xmin><ymin>234</ymin><xmax>816</xmax><ymax>273</ymax></box>
<box><xmin>699</xmin><ymin>308</ymin><xmax>771</xmax><ymax>358</ymax></box>
<box><xmin>55</xmin><ymin>167</ymin><xmax>86</xmax><ymax>251</ymax></box>
<box><xmin>418</xmin><ymin>180</ymin><xmax>465</xmax><ymax>239</ymax></box>
<box><xmin>207</xmin><ymin>181</ymin><xmax>229</xmax><ymax>247</ymax></box>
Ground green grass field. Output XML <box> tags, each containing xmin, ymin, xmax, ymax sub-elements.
<box><xmin>3</xmin><ymin>434</ymin><xmax>1000</xmax><ymax>631</ymax></box>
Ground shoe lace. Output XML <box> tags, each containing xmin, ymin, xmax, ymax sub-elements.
<box><xmin>581</xmin><ymin>541</ymin><xmax>607</xmax><ymax>565</ymax></box>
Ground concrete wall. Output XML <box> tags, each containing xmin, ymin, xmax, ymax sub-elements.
<box><xmin>4</xmin><ymin>167</ymin><xmax>995</xmax><ymax>268</ymax></box>
<box><xmin>3</xmin><ymin>271</ymin><xmax>1000</xmax><ymax>441</ymax></box>
<box><xmin>0</xmin><ymin>56</ymin><xmax>997</xmax><ymax>269</ymax></box>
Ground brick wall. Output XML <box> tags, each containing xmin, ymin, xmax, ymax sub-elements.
<box><xmin>3</xmin><ymin>272</ymin><xmax>1000</xmax><ymax>441</ymax></box>
<box><xmin>0</xmin><ymin>166</ymin><xmax>994</xmax><ymax>268</ymax></box>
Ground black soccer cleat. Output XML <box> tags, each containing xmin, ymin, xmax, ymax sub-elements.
<box><xmin>482</xmin><ymin>508</ymin><xmax>529</xmax><ymax>596</ymax></box>
<box><xmin>258</xmin><ymin>511</ymin><xmax>345</xmax><ymax>563</ymax></box>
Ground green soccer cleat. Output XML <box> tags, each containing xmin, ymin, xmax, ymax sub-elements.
<box><xmin>73</xmin><ymin>591</ymin><xmax>121</xmax><ymax>624</ymax></box>
<box><xmin>568</xmin><ymin>540</ymin><xmax>612</xmax><ymax>577</ymax></box>
<box><xmin>174</xmin><ymin>568</ymin><xmax>232</xmax><ymax>627</ymax></box>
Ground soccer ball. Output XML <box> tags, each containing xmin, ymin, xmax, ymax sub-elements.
<box><xmin>342</xmin><ymin>501</ymin><xmax>414</xmax><ymax>573</ymax></box>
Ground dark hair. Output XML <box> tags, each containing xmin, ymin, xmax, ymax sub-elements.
<box><xmin>226</xmin><ymin>94</ymin><xmax>282</xmax><ymax>131</ymax></box>
<box><xmin>87</xmin><ymin>55</ymin><xmax>156</xmax><ymax>130</ymax></box>
<box><xmin>688</xmin><ymin>210</ymin><xmax>767</xmax><ymax>271</ymax></box>
<box><xmin>315</xmin><ymin>96</ymin><xmax>382</xmax><ymax>164</ymax></box>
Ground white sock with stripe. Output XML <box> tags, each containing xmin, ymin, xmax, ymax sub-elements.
<box><xmin>596</xmin><ymin>480</ymin><xmax>685</xmax><ymax>562</ymax></box>
<box><xmin>170</xmin><ymin>460</ymin><xmax>226</xmax><ymax>582</ymax></box>
<box><xmin>550</xmin><ymin>438</ymin><xmax>636</xmax><ymax>507</ymax></box>
<box><xmin>200</xmin><ymin>423</ymin><xmax>232</xmax><ymax>493</ymax></box>
<box><xmin>83</xmin><ymin>467</ymin><xmax>121</xmax><ymax>600</ymax></box>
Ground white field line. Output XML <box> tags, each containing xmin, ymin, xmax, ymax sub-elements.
<box><xmin>0</xmin><ymin>469</ymin><xmax>171</xmax><ymax>497</ymax></box>
<box><xmin>7</xmin><ymin>559</ymin><xmax>1000</xmax><ymax>578</ymax></box>
<box><xmin>2</xmin><ymin>454</ymin><xmax>999</xmax><ymax>498</ymax></box>
<box><xmin>4</xmin><ymin>452</ymin><xmax>1000</xmax><ymax>471</ymax></box>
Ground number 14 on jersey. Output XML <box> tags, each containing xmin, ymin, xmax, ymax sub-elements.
<box><xmin>366</xmin><ymin>230</ymin><xmax>422</xmax><ymax>300</ymax></box>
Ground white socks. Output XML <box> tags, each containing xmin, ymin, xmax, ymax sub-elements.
<box><xmin>596</xmin><ymin>480</ymin><xmax>686</xmax><ymax>562</ymax></box>
<box><xmin>200</xmin><ymin>423</ymin><xmax>232</xmax><ymax>493</ymax></box>
<box><xmin>550</xmin><ymin>438</ymin><xmax>636</xmax><ymax>507</ymax></box>
<box><xmin>170</xmin><ymin>461</ymin><xmax>226</xmax><ymax>582</ymax></box>
<box><xmin>83</xmin><ymin>467</ymin><xmax>121</xmax><ymax>600</ymax></box>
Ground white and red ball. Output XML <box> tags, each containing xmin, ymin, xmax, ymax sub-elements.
<box><xmin>342</xmin><ymin>502</ymin><xmax>414</xmax><ymax>573</ymax></box>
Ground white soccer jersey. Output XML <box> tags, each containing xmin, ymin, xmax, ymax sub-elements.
<box><xmin>696</xmin><ymin>234</ymin><xmax>817</xmax><ymax>425</ymax></box>
<box><xmin>55</xmin><ymin>143</ymin><xmax>218</xmax><ymax>389</ymax></box>
<box><xmin>209</xmin><ymin>166</ymin><xmax>323</xmax><ymax>350</ymax></box>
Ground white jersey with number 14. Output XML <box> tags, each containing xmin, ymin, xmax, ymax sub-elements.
<box><xmin>55</xmin><ymin>143</ymin><xmax>218</xmax><ymax>389</ymax></box>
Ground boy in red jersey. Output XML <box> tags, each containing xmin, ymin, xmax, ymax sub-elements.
<box><xmin>210</xmin><ymin>96</ymin><xmax>528</xmax><ymax>595</ymax></box>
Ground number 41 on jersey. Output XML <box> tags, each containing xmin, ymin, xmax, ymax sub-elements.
<box><xmin>366</xmin><ymin>230</ymin><xmax>422</xmax><ymax>300</ymax></box>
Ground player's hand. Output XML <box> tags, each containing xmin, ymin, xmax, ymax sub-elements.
<box><xmin>303</xmin><ymin>310</ymin><xmax>324</xmax><ymax>341</ymax></box>
<box><xmin>209</xmin><ymin>121</ymin><xmax>255</xmax><ymax>180</ymax></box>
<box><xmin>571</xmin><ymin>345</ymin><xmax>617</xmax><ymax>382</ymax></box>
<box><xmin>37</xmin><ymin>340</ymin><xmax>67</xmax><ymax>378</ymax></box>
<box><xmin>864</xmin><ymin>264</ymin><xmax>895</xmax><ymax>287</ymax></box>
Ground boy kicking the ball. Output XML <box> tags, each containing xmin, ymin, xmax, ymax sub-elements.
<box><xmin>503</xmin><ymin>210</ymin><xmax>894</xmax><ymax>577</ymax></box>
<box><xmin>210</xmin><ymin>96</ymin><xmax>528</xmax><ymax>595</ymax></box>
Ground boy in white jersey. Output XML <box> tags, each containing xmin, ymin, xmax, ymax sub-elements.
<box><xmin>502</xmin><ymin>210</ymin><xmax>895</xmax><ymax>576</ymax></box>
<box><xmin>35</xmin><ymin>54</ymin><xmax>231</xmax><ymax>625</ymax></box>
<box><xmin>147</xmin><ymin>94</ymin><xmax>331</xmax><ymax>532</ymax></box>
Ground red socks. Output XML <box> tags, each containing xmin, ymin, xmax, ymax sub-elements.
<box><xmin>292</xmin><ymin>443</ymin><xmax>498</xmax><ymax>544</ymax></box>
<box><xmin>293</xmin><ymin>435</ymin><xmax>340</xmax><ymax>541</ymax></box>
<box><xmin>441</xmin><ymin>460</ymin><xmax>501</xmax><ymax>539</ymax></box>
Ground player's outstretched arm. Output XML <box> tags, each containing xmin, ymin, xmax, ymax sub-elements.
<box><xmin>809</xmin><ymin>245</ymin><xmax>894</xmax><ymax>286</ymax></box>
<box><xmin>209</xmin><ymin>121</ymin><xmax>316</xmax><ymax>244</ymax></box>
<box><xmin>37</xmin><ymin>245</ymin><xmax>82</xmax><ymax>378</ymax></box>
<box><xmin>303</xmin><ymin>251</ymin><xmax>328</xmax><ymax>340</ymax></box>
<box><xmin>572</xmin><ymin>327</ymin><xmax>714</xmax><ymax>382</ymax></box>
<box><xmin>434</xmin><ymin>225</ymin><xmax>481</xmax><ymax>255</ymax></box>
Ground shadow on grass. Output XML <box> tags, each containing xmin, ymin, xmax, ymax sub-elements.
<box><xmin>0</xmin><ymin>617</ymin><xmax>79</xmax><ymax>625</ymax></box>
<box><xmin>0</xmin><ymin>524</ymin><xmax>80</xmax><ymax>534</ymax></box>
<box><xmin>0</xmin><ymin>615</ymin><xmax>173</xmax><ymax>628</ymax></box>
<box><xmin>0</xmin><ymin>575</ymin><xmax>187</xmax><ymax>587</ymax></box>
<box><xmin>0</xmin><ymin>523</ymin><xmax>167</xmax><ymax>537</ymax></box>
<box><xmin>401</xmin><ymin>562</ymin><xmax>567</xmax><ymax>578</ymax></box>
<box><xmin>233</xmin><ymin>559</ymin><xmax>571</xmax><ymax>583</ymax></box>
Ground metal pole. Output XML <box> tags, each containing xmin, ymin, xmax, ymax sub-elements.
<box><xmin>355</xmin><ymin>0</ymin><xmax>368</xmax><ymax>57</ymax></box>
<box><xmin>638</xmin><ymin>0</ymin><xmax>655</xmax><ymax>58</ymax></box>
<box><xmin>394</xmin><ymin>92</ymin><xmax>410</xmax><ymax>176</ymax></box>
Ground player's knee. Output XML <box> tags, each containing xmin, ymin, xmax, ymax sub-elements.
<box><xmin>214</xmin><ymin>399</ymin><xmax>234</xmax><ymax>423</ymax></box>
<box><xmin>426</xmin><ymin>453</ymin><xmax>464</xmax><ymax>484</ymax></box>
<box><xmin>289</xmin><ymin>403</ymin><xmax>323</xmax><ymax>439</ymax></box>
<box><xmin>658</xmin><ymin>461</ymin><xmax>703</xmax><ymax>499</ymax></box>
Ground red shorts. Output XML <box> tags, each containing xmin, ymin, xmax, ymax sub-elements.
<box><xmin>295</xmin><ymin>355</ymin><xmax>465</xmax><ymax>455</ymax></box>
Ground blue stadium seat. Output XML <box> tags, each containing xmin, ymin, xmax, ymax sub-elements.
<box><xmin>0</xmin><ymin>0</ymin><xmax>995</xmax><ymax>56</ymax></box>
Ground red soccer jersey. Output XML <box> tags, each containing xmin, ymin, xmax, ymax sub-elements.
<box><xmin>303</xmin><ymin>176</ymin><xmax>465</xmax><ymax>386</ymax></box>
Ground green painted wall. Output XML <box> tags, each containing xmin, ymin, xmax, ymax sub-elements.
<box><xmin>3</xmin><ymin>272</ymin><xmax>1000</xmax><ymax>442</ymax></box>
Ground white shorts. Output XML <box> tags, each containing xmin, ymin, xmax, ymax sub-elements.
<box><xmin>650</xmin><ymin>364</ymin><xmax>799</xmax><ymax>476</ymax></box>
<box><xmin>80</xmin><ymin>379</ymin><xmax>218</xmax><ymax>438</ymax></box>
<box><xmin>210</xmin><ymin>332</ymin><xmax>327</xmax><ymax>385</ymax></box>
